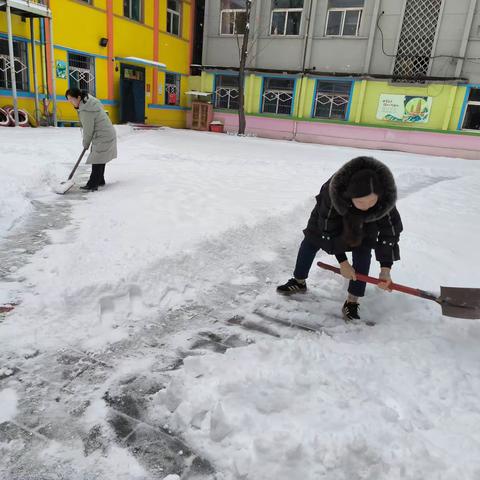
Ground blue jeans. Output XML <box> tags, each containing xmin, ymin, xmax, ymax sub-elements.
<box><xmin>293</xmin><ymin>239</ymin><xmax>372</xmax><ymax>297</ymax></box>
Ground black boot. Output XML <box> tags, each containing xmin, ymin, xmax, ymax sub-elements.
<box><xmin>342</xmin><ymin>301</ymin><xmax>360</xmax><ymax>321</ymax></box>
<box><xmin>276</xmin><ymin>278</ymin><xmax>307</xmax><ymax>295</ymax></box>
<box><xmin>80</xmin><ymin>184</ymin><xmax>98</xmax><ymax>191</ymax></box>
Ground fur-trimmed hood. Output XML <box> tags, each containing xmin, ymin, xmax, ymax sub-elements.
<box><xmin>329</xmin><ymin>156</ymin><xmax>397</xmax><ymax>222</ymax></box>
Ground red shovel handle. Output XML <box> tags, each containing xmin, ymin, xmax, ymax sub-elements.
<box><xmin>317</xmin><ymin>261</ymin><xmax>437</xmax><ymax>301</ymax></box>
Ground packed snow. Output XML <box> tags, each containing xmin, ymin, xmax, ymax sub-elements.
<box><xmin>1</xmin><ymin>126</ymin><xmax>479</xmax><ymax>479</ymax></box>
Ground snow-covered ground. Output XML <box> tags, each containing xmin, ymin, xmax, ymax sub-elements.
<box><xmin>1</xmin><ymin>127</ymin><xmax>479</xmax><ymax>479</ymax></box>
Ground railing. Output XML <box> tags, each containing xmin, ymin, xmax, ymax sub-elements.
<box><xmin>0</xmin><ymin>54</ymin><xmax>28</xmax><ymax>91</ymax></box>
<box><xmin>215</xmin><ymin>87</ymin><xmax>239</xmax><ymax>110</ymax></box>
<box><xmin>262</xmin><ymin>89</ymin><xmax>293</xmax><ymax>115</ymax></box>
<box><xmin>1</xmin><ymin>0</ymin><xmax>52</xmax><ymax>16</ymax></box>
<box><xmin>11</xmin><ymin>0</ymin><xmax>48</xmax><ymax>5</ymax></box>
<box><xmin>314</xmin><ymin>93</ymin><xmax>349</xmax><ymax>119</ymax></box>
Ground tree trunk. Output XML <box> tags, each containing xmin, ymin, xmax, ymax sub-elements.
<box><xmin>238</xmin><ymin>0</ymin><xmax>251</xmax><ymax>136</ymax></box>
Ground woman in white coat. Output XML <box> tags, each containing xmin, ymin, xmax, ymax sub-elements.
<box><xmin>66</xmin><ymin>88</ymin><xmax>117</xmax><ymax>191</ymax></box>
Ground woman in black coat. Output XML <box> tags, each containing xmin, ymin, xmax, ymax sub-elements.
<box><xmin>277</xmin><ymin>156</ymin><xmax>403</xmax><ymax>321</ymax></box>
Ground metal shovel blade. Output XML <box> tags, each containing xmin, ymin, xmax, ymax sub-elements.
<box><xmin>53</xmin><ymin>179</ymin><xmax>74</xmax><ymax>195</ymax></box>
<box><xmin>440</xmin><ymin>287</ymin><xmax>480</xmax><ymax>319</ymax></box>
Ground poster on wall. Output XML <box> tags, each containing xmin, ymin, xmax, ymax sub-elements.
<box><xmin>56</xmin><ymin>60</ymin><xmax>67</xmax><ymax>80</ymax></box>
<box><xmin>376</xmin><ymin>94</ymin><xmax>432</xmax><ymax>123</ymax></box>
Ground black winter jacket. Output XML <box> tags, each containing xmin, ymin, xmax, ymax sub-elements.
<box><xmin>303</xmin><ymin>157</ymin><xmax>403</xmax><ymax>267</ymax></box>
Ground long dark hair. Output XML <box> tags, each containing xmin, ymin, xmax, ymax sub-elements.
<box><xmin>342</xmin><ymin>169</ymin><xmax>383</xmax><ymax>247</ymax></box>
<box><xmin>342</xmin><ymin>212</ymin><xmax>365</xmax><ymax>248</ymax></box>
<box><xmin>65</xmin><ymin>87</ymin><xmax>89</xmax><ymax>103</ymax></box>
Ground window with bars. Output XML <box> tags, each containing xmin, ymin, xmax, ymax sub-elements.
<box><xmin>215</xmin><ymin>75</ymin><xmax>240</xmax><ymax>110</ymax></box>
<box><xmin>262</xmin><ymin>77</ymin><xmax>295</xmax><ymax>115</ymax></box>
<box><xmin>124</xmin><ymin>0</ymin><xmax>142</xmax><ymax>22</ymax></box>
<box><xmin>270</xmin><ymin>0</ymin><xmax>303</xmax><ymax>36</ymax></box>
<box><xmin>165</xmin><ymin>73</ymin><xmax>181</xmax><ymax>105</ymax></box>
<box><xmin>392</xmin><ymin>0</ymin><xmax>442</xmax><ymax>81</ymax></box>
<box><xmin>313</xmin><ymin>80</ymin><xmax>351</xmax><ymax>120</ymax></box>
<box><xmin>68</xmin><ymin>52</ymin><xmax>96</xmax><ymax>96</ymax></box>
<box><xmin>462</xmin><ymin>88</ymin><xmax>480</xmax><ymax>131</ymax></box>
<box><xmin>167</xmin><ymin>0</ymin><xmax>181</xmax><ymax>36</ymax></box>
<box><xmin>325</xmin><ymin>0</ymin><xmax>363</xmax><ymax>36</ymax></box>
<box><xmin>220</xmin><ymin>0</ymin><xmax>247</xmax><ymax>35</ymax></box>
<box><xmin>0</xmin><ymin>39</ymin><xmax>29</xmax><ymax>91</ymax></box>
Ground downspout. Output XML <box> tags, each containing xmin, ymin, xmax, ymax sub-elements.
<box><xmin>294</xmin><ymin>0</ymin><xmax>314</xmax><ymax>139</ymax></box>
<box><xmin>455</xmin><ymin>0</ymin><xmax>477</xmax><ymax>78</ymax></box>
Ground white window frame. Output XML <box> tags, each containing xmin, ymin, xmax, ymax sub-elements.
<box><xmin>167</xmin><ymin>0</ymin><xmax>182</xmax><ymax>36</ymax></box>
<box><xmin>261</xmin><ymin>78</ymin><xmax>295</xmax><ymax>115</ymax></box>
<box><xmin>270</xmin><ymin>7</ymin><xmax>303</xmax><ymax>36</ymax></box>
<box><xmin>220</xmin><ymin>9</ymin><xmax>246</xmax><ymax>35</ymax></box>
<box><xmin>215</xmin><ymin>86</ymin><xmax>240</xmax><ymax>109</ymax></box>
<box><xmin>165</xmin><ymin>73</ymin><xmax>181</xmax><ymax>106</ymax></box>
<box><xmin>68</xmin><ymin>52</ymin><xmax>96</xmax><ymax>96</ymax></box>
<box><xmin>325</xmin><ymin>7</ymin><xmax>363</xmax><ymax>37</ymax></box>
<box><xmin>0</xmin><ymin>39</ymin><xmax>29</xmax><ymax>91</ymax></box>
<box><xmin>314</xmin><ymin>92</ymin><xmax>350</xmax><ymax>119</ymax></box>
<box><xmin>124</xmin><ymin>0</ymin><xmax>143</xmax><ymax>22</ymax></box>
<box><xmin>313</xmin><ymin>80</ymin><xmax>352</xmax><ymax>120</ymax></box>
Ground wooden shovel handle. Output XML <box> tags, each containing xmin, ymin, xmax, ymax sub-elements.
<box><xmin>68</xmin><ymin>148</ymin><xmax>88</xmax><ymax>181</ymax></box>
<box><xmin>317</xmin><ymin>261</ymin><xmax>437</xmax><ymax>301</ymax></box>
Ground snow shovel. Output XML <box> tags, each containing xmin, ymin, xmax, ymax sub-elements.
<box><xmin>317</xmin><ymin>261</ymin><xmax>480</xmax><ymax>319</ymax></box>
<box><xmin>54</xmin><ymin>148</ymin><xmax>87</xmax><ymax>195</ymax></box>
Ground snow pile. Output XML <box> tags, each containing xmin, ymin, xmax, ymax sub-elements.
<box><xmin>1</xmin><ymin>127</ymin><xmax>480</xmax><ymax>479</ymax></box>
<box><xmin>0</xmin><ymin>388</ymin><xmax>18</xmax><ymax>423</ymax></box>
<box><xmin>159</xmin><ymin>332</ymin><xmax>480</xmax><ymax>480</ymax></box>
<box><xmin>0</xmin><ymin>127</ymin><xmax>90</xmax><ymax>237</ymax></box>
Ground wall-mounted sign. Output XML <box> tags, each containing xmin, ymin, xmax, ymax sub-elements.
<box><xmin>376</xmin><ymin>94</ymin><xmax>432</xmax><ymax>123</ymax></box>
<box><xmin>56</xmin><ymin>60</ymin><xmax>67</xmax><ymax>80</ymax></box>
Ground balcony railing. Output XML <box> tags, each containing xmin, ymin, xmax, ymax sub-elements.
<box><xmin>0</xmin><ymin>0</ymin><xmax>51</xmax><ymax>18</ymax></box>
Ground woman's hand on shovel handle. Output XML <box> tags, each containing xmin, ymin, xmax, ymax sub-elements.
<box><xmin>340</xmin><ymin>261</ymin><xmax>357</xmax><ymax>281</ymax></box>
<box><xmin>378</xmin><ymin>267</ymin><xmax>393</xmax><ymax>292</ymax></box>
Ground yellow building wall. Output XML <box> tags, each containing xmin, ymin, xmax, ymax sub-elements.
<box><xmin>449</xmin><ymin>86</ymin><xmax>469</xmax><ymax>130</ymax></box>
<box><xmin>0</xmin><ymin>0</ymin><xmax>191</xmax><ymax>127</ymax></box>
<box><xmin>191</xmin><ymin>72</ymin><xmax>470</xmax><ymax>134</ymax></box>
<box><xmin>358</xmin><ymin>80</ymin><xmax>464</xmax><ymax>131</ymax></box>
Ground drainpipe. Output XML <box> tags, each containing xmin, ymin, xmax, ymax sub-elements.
<box><xmin>249</xmin><ymin>0</ymin><xmax>263</xmax><ymax>69</ymax></box>
<box><xmin>6</xmin><ymin>5</ymin><xmax>19</xmax><ymax>127</ymax></box>
<box><xmin>294</xmin><ymin>0</ymin><xmax>315</xmax><ymax>139</ymax></box>
<box><xmin>40</xmin><ymin>18</ymin><xmax>47</xmax><ymax>98</ymax></box>
<box><xmin>30</xmin><ymin>18</ymin><xmax>41</xmax><ymax>126</ymax></box>
<box><xmin>48</xmin><ymin>17</ymin><xmax>57</xmax><ymax>127</ymax></box>
<box><xmin>455</xmin><ymin>0</ymin><xmax>477</xmax><ymax>78</ymax></box>
<box><xmin>363</xmin><ymin>0</ymin><xmax>381</xmax><ymax>74</ymax></box>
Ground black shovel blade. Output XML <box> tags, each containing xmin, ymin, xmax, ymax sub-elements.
<box><xmin>440</xmin><ymin>287</ymin><xmax>480</xmax><ymax>319</ymax></box>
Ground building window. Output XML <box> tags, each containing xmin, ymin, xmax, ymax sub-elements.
<box><xmin>68</xmin><ymin>52</ymin><xmax>96</xmax><ymax>96</ymax></box>
<box><xmin>0</xmin><ymin>39</ymin><xmax>28</xmax><ymax>91</ymax></box>
<box><xmin>314</xmin><ymin>80</ymin><xmax>351</xmax><ymax>120</ymax></box>
<box><xmin>79</xmin><ymin>0</ymin><xmax>93</xmax><ymax>4</ymax></box>
<box><xmin>220</xmin><ymin>0</ymin><xmax>246</xmax><ymax>35</ymax></box>
<box><xmin>124</xmin><ymin>0</ymin><xmax>142</xmax><ymax>22</ymax></box>
<box><xmin>392</xmin><ymin>0</ymin><xmax>442</xmax><ymax>81</ymax></box>
<box><xmin>462</xmin><ymin>88</ymin><xmax>480</xmax><ymax>131</ymax></box>
<box><xmin>167</xmin><ymin>0</ymin><xmax>181</xmax><ymax>36</ymax></box>
<box><xmin>325</xmin><ymin>0</ymin><xmax>363</xmax><ymax>36</ymax></box>
<box><xmin>270</xmin><ymin>0</ymin><xmax>303</xmax><ymax>36</ymax></box>
<box><xmin>165</xmin><ymin>73</ymin><xmax>181</xmax><ymax>105</ymax></box>
<box><xmin>262</xmin><ymin>77</ymin><xmax>295</xmax><ymax>115</ymax></box>
<box><xmin>215</xmin><ymin>75</ymin><xmax>240</xmax><ymax>110</ymax></box>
